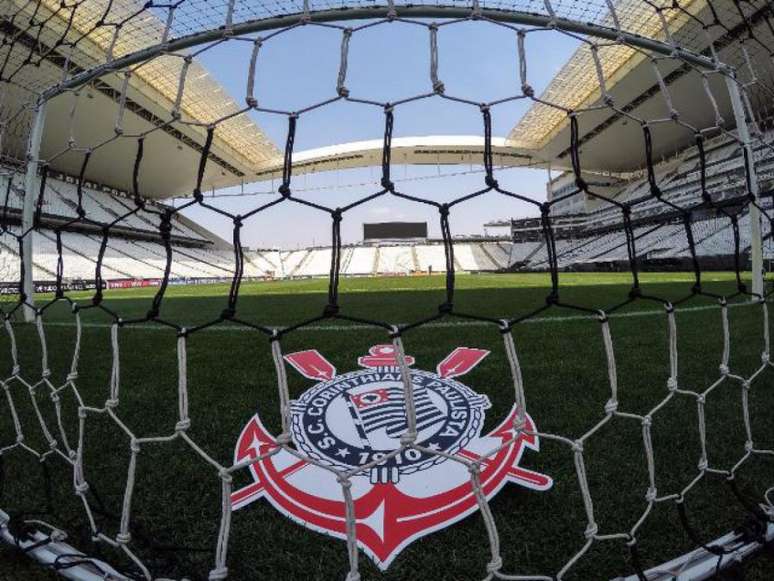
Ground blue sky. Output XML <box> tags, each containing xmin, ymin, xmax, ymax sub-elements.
<box><xmin>182</xmin><ymin>21</ymin><xmax>579</xmax><ymax>249</ymax></box>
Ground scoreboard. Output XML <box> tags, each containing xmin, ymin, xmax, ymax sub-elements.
<box><xmin>363</xmin><ymin>222</ymin><xmax>428</xmax><ymax>240</ymax></box>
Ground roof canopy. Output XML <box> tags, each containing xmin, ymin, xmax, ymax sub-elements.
<box><xmin>2</xmin><ymin>0</ymin><xmax>772</xmax><ymax>197</ymax></box>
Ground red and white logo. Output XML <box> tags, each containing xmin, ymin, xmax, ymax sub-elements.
<box><xmin>233</xmin><ymin>345</ymin><xmax>552</xmax><ymax>570</ymax></box>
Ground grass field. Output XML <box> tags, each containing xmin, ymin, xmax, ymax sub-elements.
<box><xmin>0</xmin><ymin>272</ymin><xmax>773</xmax><ymax>580</ymax></box>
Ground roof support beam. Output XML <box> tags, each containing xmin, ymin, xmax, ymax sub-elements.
<box><xmin>41</xmin><ymin>6</ymin><xmax>720</xmax><ymax>103</ymax></box>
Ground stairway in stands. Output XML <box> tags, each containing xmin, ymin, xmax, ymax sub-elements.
<box><xmin>371</xmin><ymin>246</ymin><xmax>381</xmax><ymax>275</ymax></box>
<box><xmin>410</xmin><ymin>246</ymin><xmax>420</xmax><ymax>271</ymax></box>
<box><xmin>477</xmin><ymin>243</ymin><xmax>502</xmax><ymax>269</ymax></box>
<box><xmin>290</xmin><ymin>249</ymin><xmax>313</xmax><ymax>277</ymax></box>
<box><xmin>340</xmin><ymin>247</ymin><xmax>354</xmax><ymax>274</ymax></box>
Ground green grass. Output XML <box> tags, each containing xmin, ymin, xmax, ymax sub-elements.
<box><xmin>0</xmin><ymin>272</ymin><xmax>773</xmax><ymax>580</ymax></box>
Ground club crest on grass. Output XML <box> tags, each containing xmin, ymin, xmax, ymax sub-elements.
<box><xmin>233</xmin><ymin>344</ymin><xmax>553</xmax><ymax>570</ymax></box>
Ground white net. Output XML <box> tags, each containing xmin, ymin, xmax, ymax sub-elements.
<box><xmin>0</xmin><ymin>1</ymin><xmax>773</xmax><ymax>580</ymax></box>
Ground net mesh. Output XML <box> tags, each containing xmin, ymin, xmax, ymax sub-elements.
<box><xmin>0</xmin><ymin>1</ymin><xmax>773</xmax><ymax>580</ymax></box>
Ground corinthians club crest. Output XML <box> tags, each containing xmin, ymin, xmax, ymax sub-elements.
<box><xmin>232</xmin><ymin>345</ymin><xmax>552</xmax><ymax>570</ymax></box>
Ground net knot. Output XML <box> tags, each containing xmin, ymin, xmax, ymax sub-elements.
<box><xmin>604</xmin><ymin>399</ymin><xmax>618</xmax><ymax>414</ymax></box>
<box><xmin>11</xmin><ymin>365</ymin><xmax>19</xmax><ymax>376</ymax></box>
<box><xmin>485</xmin><ymin>175</ymin><xmax>498</xmax><ymax>188</ymax></box>
<box><xmin>276</xmin><ymin>432</ymin><xmax>292</xmax><ymax>445</ymax></box>
<box><xmin>762</xmin><ymin>352</ymin><xmax>769</xmax><ymax>364</ymax></box>
<box><xmin>698</xmin><ymin>458</ymin><xmax>708</xmax><ymax>471</ymax></box>
<box><xmin>219</xmin><ymin>468</ymin><xmax>232</xmax><ymax>484</ymax></box>
<box><xmin>193</xmin><ymin>188</ymin><xmax>204</xmax><ymax>202</ymax></box>
<box><xmin>486</xmin><ymin>556</ymin><xmax>503</xmax><ymax>573</ymax></box>
<box><xmin>642</xmin><ymin>415</ymin><xmax>652</xmax><ymax>428</ymax></box>
<box><xmin>745</xmin><ymin>440</ymin><xmax>754</xmax><ymax>452</ymax></box>
<box><xmin>42</xmin><ymin>369</ymin><xmax>51</xmax><ymax>379</ymax></box>
<box><xmin>221</xmin><ymin>307</ymin><xmax>235</xmax><ymax>320</ymax></box>
<box><xmin>345</xmin><ymin>573</ymin><xmax>361</xmax><ymax>581</ymax></box>
<box><xmin>337</xmin><ymin>474</ymin><xmax>352</xmax><ymax>488</ymax></box>
<box><xmin>719</xmin><ymin>364</ymin><xmax>730</xmax><ymax>376</ymax></box>
<box><xmin>209</xmin><ymin>566</ymin><xmax>229</xmax><ymax>581</ymax></box>
<box><xmin>176</xmin><ymin>419</ymin><xmax>191</xmax><ymax>431</ymax></box>
<box><xmin>521</xmin><ymin>84</ymin><xmax>534</xmax><ymax>97</ymax></box>
<box><xmin>323</xmin><ymin>304</ymin><xmax>339</xmax><ymax>317</ymax></box>
<box><xmin>584</xmin><ymin>522</ymin><xmax>598</xmax><ymax>539</ymax></box>
<box><xmin>572</xmin><ymin>440</ymin><xmax>584</xmax><ymax>453</ymax></box>
<box><xmin>438</xmin><ymin>302</ymin><xmax>453</xmax><ymax>314</ymax></box>
<box><xmin>116</xmin><ymin>532</ymin><xmax>131</xmax><ymax>544</ymax></box>
<box><xmin>106</xmin><ymin>398</ymin><xmax>119</xmax><ymax>409</ymax></box>
<box><xmin>400</xmin><ymin>432</ymin><xmax>416</xmax><ymax>446</ymax></box>
<box><xmin>74</xmin><ymin>482</ymin><xmax>89</xmax><ymax>494</ymax></box>
<box><xmin>645</xmin><ymin>487</ymin><xmax>658</xmax><ymax>502</ymax></box>
<box><xmin>15</xmin><ymin>435</ymin><xmax>24</xmax><ymax>444</ymax></box>
<box><xmin>279</xmin><ymin>183</ymin><xmax>291</xmax><ymax>198</ymax></box>
<box><xmin>129</xmin><ymin>439</ymin><xmax>140</xmax><ymax>454</ymax></box>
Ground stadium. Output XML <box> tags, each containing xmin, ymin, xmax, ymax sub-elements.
<box><xmin>0</xmin><ymin>1</ymin><xmax>773</xmax><ymax>580</ymax></box>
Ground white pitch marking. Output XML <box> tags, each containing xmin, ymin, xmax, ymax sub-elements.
<box><xmin>26</xmin><ymin>301</ymin><xmax>758</xmax><ymax>333</ymax></box>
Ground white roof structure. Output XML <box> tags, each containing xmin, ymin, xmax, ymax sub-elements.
<box><xmin>2</xmin><ymin>0</ymin><xmax>773</xmax><ymax>197</ymax></box>
<box><xmin>252</xmin><ymin>136</ymin><xmax>539</xmax><ymax>181</ymax></box>
<box><xmin>2</xmin><ymin>0</ymin><xmax>279</xmax><ymax>196</ymax></box>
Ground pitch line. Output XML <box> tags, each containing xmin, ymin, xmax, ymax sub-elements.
<box><xmin>33</xmin><ymin>301</ymin><xmax>759</xmax><ymax>333</ymax></box>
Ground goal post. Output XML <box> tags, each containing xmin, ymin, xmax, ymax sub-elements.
<box><xmin>725</xmin><ymin>75</ymin><xmax>764</xmax><ymax>297</ymax></box>
<box><xmin>21</xmin><ymin>101</ymin><xmax>46</xmax><ymax>323</ymax></box>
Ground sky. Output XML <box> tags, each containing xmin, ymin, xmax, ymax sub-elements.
<box><xmin>179</xmin><ymin>21</ymin><xmax>580</xmax><ymax>249</ymax></box>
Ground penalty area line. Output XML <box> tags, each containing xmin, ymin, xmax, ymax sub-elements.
<box><xmin>32</xmin><ymin>301</ymin><xmax>759</xmax><ymax>333</ymax></box>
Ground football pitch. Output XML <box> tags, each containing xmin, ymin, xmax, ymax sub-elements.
<box><xmin>1</xmin><ymin>272</ymin><xmax>773</xmax><ymax>580</ymax></box>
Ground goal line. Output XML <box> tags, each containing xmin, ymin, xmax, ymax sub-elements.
<box><xmin>30</xmin><ymin>300</ymin><xmax>764</xmax><ymax>334</ymax></box>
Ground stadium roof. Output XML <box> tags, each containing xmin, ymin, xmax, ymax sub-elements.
<box><xmin>509</xmin><ymin>0</ymin><xmax>703</xmax><ymax>150</ymax></box>
<box><xmin>252</xmin><ymin>136</ymin><xmax>540</xmax><ymax>181</ymax></box>
<box><xmin>2</xmin><ymin>0</ymin><xmax>773</xmax><ymax>197</ymax></box>
<box><xmin>511</xmin><ymin>0</ymin><xmax>774</xmax><ymax>171</ymax></box>
<box><xmin>2</xmin><ymin>0</ymin><xmax>280</xmax><ymax>196</ymax></box>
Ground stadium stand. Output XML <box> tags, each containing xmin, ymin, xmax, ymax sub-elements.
<box><xmin>1</xmin><ymin>120</ymin><xmax>773</xmax><ymax>291</ymax></box>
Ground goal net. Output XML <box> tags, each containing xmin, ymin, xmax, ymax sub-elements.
<box><xmin>0</xmin><ymin>1</ymin><xmax>773</xmax><ymax>580</ymax></box>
